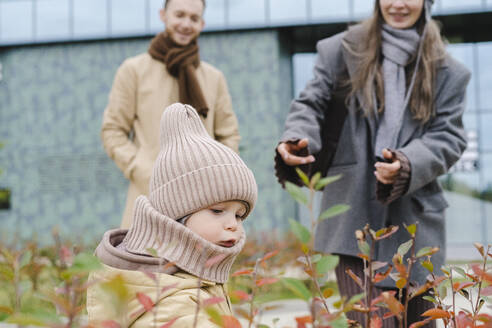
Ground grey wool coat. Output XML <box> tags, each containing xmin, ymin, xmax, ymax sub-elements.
<box><xmin>277</xmin><ymin>25</ymin><xmax>471</xmax><ymax>287</ymax></box>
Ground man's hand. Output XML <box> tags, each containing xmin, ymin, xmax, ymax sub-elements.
<box><xmin>277</xmin><ymin>138</ymin><xmax>315</xmax><ymax>166</ymax></box>
<box><xmin>374</xmin><ymin>149</ymin><xmax>401</xmax><ymax>185</ymax></box>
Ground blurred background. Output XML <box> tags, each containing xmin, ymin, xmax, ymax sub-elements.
<box><xmin>0</xmin><ymin>0</ymin><xmax>490</xmax><ymax>260</ymax></box>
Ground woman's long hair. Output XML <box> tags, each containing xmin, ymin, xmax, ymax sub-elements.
<box><xmin>343</xmin><ymin>1</ymin><xmax>446</xmax><ymax>123</ymax></box>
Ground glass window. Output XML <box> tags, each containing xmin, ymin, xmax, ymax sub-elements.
<box><xmin>482</xmin><ymin>153</ymin><xmax>492</xmax><ymax>243</ymax></box>
<box><xmin>353</xmin><ymin>0</ymin><xmax>374</xmax><ymax>19</ymax></box>
<box><xmin>482</xmin><ymin>153</ymin><xmax>492</xmax><ymax>192</ymax></box>
<box><xmin>149</xmin><ymin>0</ymin><xmax>163</xmax><ymax>33</ymax></box>
<box><xmin>449</xmin><ymin>113</ymin><xmax>480</xmax><ymax>177</ymax></box>
<box><xmin>441</xmin><ymin>0</ymin><xmax>482</xmax><ymax>11</ymax></box>
<box><xmin>111</xmin><ymin>0</ymin><xmax>145</xmax><ymax>36</ymax></box>
<box><xmin>447</xmin><ymin>43</ymin><xmax>477</xmax><ymax>111</ymax></box>
<box><xmin>74</xmin><ymin>0</ymin><xmax>107</xmax><ymax>37</ymax></box>
<box><xmin>480</xmin><ymin>113</ymin><xmax>492</xmax><ymax>151</ymax></box>
<box><xmin>311</xmin><ymin>0</ymin><xmax>350</xmax><ymax>21</ymax></box>
<box><xmin>203</xmin><ymin>0</ymin><xmax>225</xmax><ymax>28</ymax></box>
<box><xmin>292</xmin><ymin>53</ymin><xmax>316</xmax><ymax>97</ymax></box>
<box><xmin>270</xmin><ymin>0</ymin><xmax>307</xmax><ymax>24</ymax></box>
<box><xmin>0</xmin><ymin>0</ymin><xmax>33</xmax><ymax>42</ymax></box>
<box><xmin>445</xmin><ymin>189</ymin><xmax>483</xmax><ymax>245</ymax></box>
<box><xmin>228</xmin><ymin>0</ymin><xmax>265</xmax><ymax>26</ymax></box>
<box><xmin>478</xmin><ymin>42</ymin><xmax>492</xmax><ymax>111</ymax></box>
<box><xmin>36</xmin><ymin>0</ymin><xmax>69</xmax><ymax>40</ymax></box>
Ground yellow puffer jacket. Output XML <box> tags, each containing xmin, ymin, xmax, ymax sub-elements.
<box><xmin>87</xmin><ymin>264</ymin><xmax>233</xmax><ymax>328</ymax></box>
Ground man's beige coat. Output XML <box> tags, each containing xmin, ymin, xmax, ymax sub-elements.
<box><xmin>101</xmin><ymin>53</ymin><xmax>240</xmax><ymax>228</ymax></box>
<box><xmin>87</xmin><ymin>264</ymin><xmax>232</xmax><ymax>327</ymax></box>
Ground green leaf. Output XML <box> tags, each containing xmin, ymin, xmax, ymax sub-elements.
<box><xmin>348</xmin><ymin>293</ymin><xmax>365</xmax><ymax>305</ymax></box>
<box><xmin>281</xmin><ymin>278</ymin><xmax>311</xmax><ymax>301</ymax></box>
<box><xmin>295</xmin><ymin>167</ymin><xmax>310</xmax><ymax>187</ymax></box>
<box><xmin>330</xmin><ymin>314</ymin><xmax>349</xmax><ymax>328</ymax></box>
<box><xmin>316</xmin><ymin>255</ymin><xmax>339</xmax><ymax>275</ymax></box>
<box><xmin>6</xmin><ymin>310</ymin><xmax>60</xmax><ymax>327</ymax></box>
<box><xmin>205</xmin><ymin>308</ymin><xmax>222</xmax><ymax>326</ymax></box>
<box><xmin>311</xmin><ymin>254</ymin><xmax>322</xmax><ymax>263</ymax></box>
<box><xmin>397</xmin><ymin>240</ymin><xmax>413</xmax><ymax>257</ymax></box>
<box><xmin>258</xmin><ymin>325</ymin><xmax>270</xmax><ymax>328</ymax></box>
<box><xmin>406</xmin><ymin>224</ymin><xmax>417</xmax><ymax>235</ymax></box>
<box><xmin>437</xmin><ymin>281</ymin><xmax>448</xmax><ymax>299</ymax></box>
<box><xmin>146</xmin><ymin>248</ymin><xmax>158</xmax><ymax>257</ymax></box>
<box><xmin>65</xmin><ymin>252</ymin><xmax>102</xmax><ymax>274</ymax></box>
<box><xmin>254</xmin><ymin>290</ymin><xmax>300</xmax><ymax>305</ymax></box>
<box><xmin>421</xmin><ymin>260</ymin><xmax>434</xmax><ymax>273</ymax></box>
<box><xmin>315</xmin><ymin>174</ymin><xmax>342</xmax><ymax>190</ymax></box>
<box><xmin>358</xmin><ymin>241</ymin><xmax>370</xmax><ymax>256</ymax></box>
<box><xmin>0</xmin><ymin>265</ymin><xmax>14</xmax><ymax>281</ymax></box>
<box><xmin>310</xmin><ymin>172</ymin><xmax>321</xmax><ymax>188</ymax></box>
<box><xmin>423</xmin><ymin>296</ymin><xmax>437</xmax><ymax>303</ymax></box>
<box><xmin>285</xmin><ymin>182</ymin><xmax>308</xmax><ymax>205</ymax></box>
<box><xmin>453</xmin><ymin>266</ymin><xmax>467</xmax><ymax>277</ymax></box>
<box><xmin>288</xmin><ymin>218</ymin><xmax>311</xmax><ymax>244</ymax></box>
<box><xmin>19</xmin><ymin>250</ymin><xmax>32</xmax><ymax>268</ymax></box>
<box><xmin>416</xmin><ymin>247</ymin><xmax>435</xmax><ymax>258</ymax></box>
<box><xmin>318</xmin><ymin>204</ymin><xmax>350</xmax><ymax>221</ymax></box>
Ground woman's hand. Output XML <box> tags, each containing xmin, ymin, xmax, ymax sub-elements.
<box><xmin>374</xmin><ymin>149</ymin><xmax>401</xmax><ymax>184</ymax></box>
<box><xmin>276</xmin><ymin>138</ymin><xmax>315</xmax><ymax>166</ymax></box>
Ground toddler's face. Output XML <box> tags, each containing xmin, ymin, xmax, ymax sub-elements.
<box><xmin>185</xmin><ymin>201</ymin><xmax>246</xmax><ymax>247</ymax></box>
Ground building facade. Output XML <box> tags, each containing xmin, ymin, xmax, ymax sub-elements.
<box><xmin>0</xmin><ymin>0</ymin><xmax>491</xmax><ymax>258</ymax></box>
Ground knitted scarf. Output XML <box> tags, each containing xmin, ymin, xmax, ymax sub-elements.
<box><xmin>373</xmin><ymin>24</ymin><xmax>420</xmax><ymax>159</ymax></box>
<box><xmin>148</xmin><ymin>32</ymin><xmax>209</xmax><ymax>117</ymax></box>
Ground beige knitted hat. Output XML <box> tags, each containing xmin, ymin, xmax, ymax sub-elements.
<box><xmin>122</xmin><ymin>103</ymin><xmax>257</xmax><ymax>283</ymax></box>
<box><xmin>148</xmin><ymin>103</ymin><xmax>257</xmax><ymax>218</ymax></box>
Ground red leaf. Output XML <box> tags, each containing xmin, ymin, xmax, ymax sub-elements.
<box><xmin>295</xmin><ymin>315</ymin><xmax>313</xmax><ymax>328</ymax></box>
<box><xmin>161</xmin><ymin>282</ymin><xmax>179</xmax><ymax>294</ymax></box>
<box><xmin>202</xmin><ymin>296</ymin><xmax>225</xmax><ymax>308</ymax></box>
<box><xmin>232</xmin><ymin>290</ymin><xmax>251</xmax><ymax>301</ymax></box>
<box><xmin>205</xmin><ymin>254</ymin><xmax>227</xmax><ymax>268</ymax></box>
<box><xmin>409</xmin><ymin>319</ymin><xmax>432</xmax><ymax>328</ymax></box>
<box><xmin>255</xmin><ymin>277</ymin><xmax>279</xmax><ymax>287</ymax></box>
<box><xmin>472</xmin><ymin>264</ymin><xmax>492</xmax><ymax>283</ymax></box>
<box><xmin>345</xmin><ymin>268</ymin><xmax>363</xmax><ymax>289</ymax></box>
<box><xmin>101</xmin><ymin>321</ymin><xmax>121</xmax><ymax>328</ymax></box>
<box><xmin>382</xmin><ymin>291</ymin><xmax>404</xmax><ymax>316</ymax></box>
<box><xmin>260</xmin><ymin>250</ymin><xmax>279</xmax><ymax>263</ymax></box>
<box><xmin>159</xmin><ymin>317</ymin><xmax>179</xmax><ymax>328</ymax></box>
<box><xmin>136</xmin><ymin>292</ymin><xmax>154</xmax><ymax>311</ymax></box>
<box><xmin>421</xmin><ymin>308</ymin><xmax>451</xmax><ymax>319</ymax></box>
<box><xmin>370</xmin><ymin>315</ymin><xmax>382</xmax><ymax>328</ymax></box>
<box><xmin>478</xmin><ymin>313</ymin><xmax>492</xmax><ymax>323</ymax></box>
<box><xmin>222</xmin><ymin>316</ymin><xmax>242</xmax><ymax>328</ymax></box>
<box><xmin>231</xmin><ymin>268</ymin><xmax>253</xmax><ymax>277</ymax></box>
<box><xmin>373</xmin><ymin>265</ymin><xmax>393</xmax><ymax>283</ymax></box>
<box><xmin>481</xmin><ymin>286</ymin><xmax>492</xmax><ymax>296</ymax></box>
<box><xmin>453</xmin><ymin>282</ymin><xmax>475</xmax><ymax>292</ymax></box>
<box><xmin>142</xmin><ymin>271</ymin><xmax>157</xmax><ymax>281</ymax></box>
<box><xmin>456</xmin><ymin>311</ymin><xmax>474</xmax><ymax>328</ymax></box>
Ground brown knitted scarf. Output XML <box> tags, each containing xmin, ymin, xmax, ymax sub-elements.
<box><xmin>148</xmin><ymin>32</ymin><xmax>209</xmax><ymax>117</ymax></box>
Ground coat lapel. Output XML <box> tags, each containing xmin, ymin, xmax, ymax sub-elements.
<box><xmin>341</xmin><ymin>26</ymin><xmax>378</xmax><ymax>152</ymax></box>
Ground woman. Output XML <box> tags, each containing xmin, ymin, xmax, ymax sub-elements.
<box><xmin>275</xmin><ymin>0</ymin><xmax>470</xmax><ymax>326</ymax></box>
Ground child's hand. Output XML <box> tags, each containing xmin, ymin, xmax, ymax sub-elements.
<box><xmin>374</xmin><ymin>149</ymin><xmax>401</xmax><ymax>185</ymax></box>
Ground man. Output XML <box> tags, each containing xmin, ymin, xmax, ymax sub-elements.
<box><xmin>101</xmin><ymin>0</ymin><xmax>240</xmax><ymax>228</ymax></box>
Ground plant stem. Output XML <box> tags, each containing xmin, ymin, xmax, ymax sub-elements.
<box><xmin>403</xmin><ymin>233</ymin><xmax>416</xmax><ymax>328</ymax></box>
<box><xmin>473</xmin><ymin>245</ymin><xmax>490</xmax><ymax>325</ymax></box>
<box><xmin>450</xmin><ymin>271</ymin><xmax>458</xmax><ymax>328</ymax></box>
<box><xmin>364</xmin><ymin>227</ymin><xmax>375</xmax><ymax>328</ymax></box>
<box><xmin>248</xmin><ymin>259</ymin><xmax>261</xmax><ymax>328</ymax></box>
